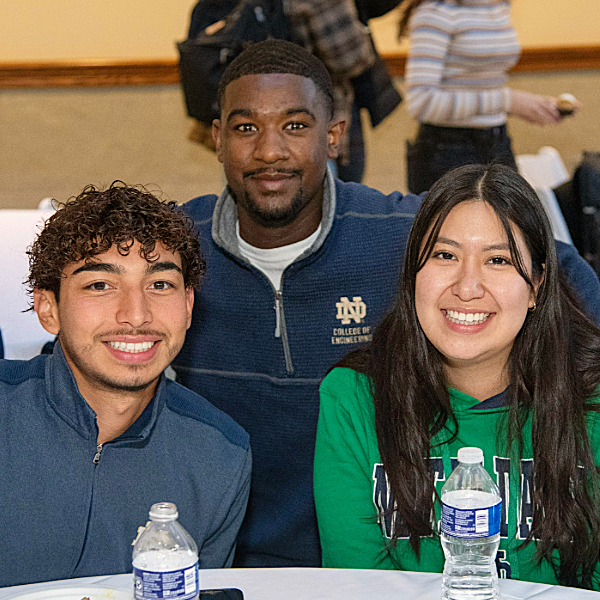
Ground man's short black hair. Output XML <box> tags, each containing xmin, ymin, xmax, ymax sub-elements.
<box><xmin>217</xmin><ymin>39</ymin><xmax>335</xmax><ymax>119</ymax></box>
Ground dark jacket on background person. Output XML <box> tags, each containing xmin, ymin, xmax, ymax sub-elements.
<box><xmin>286</xmin><ymin>0</ymin><xmax>377</xmax><ymax>166</ymax></box>
<box><xmin>173</xmin><ymin>171</ymin><xmax>600</xmax><ymax>568</ymax></box>
<box><xmin>0</xmin><ymin>342</ymin><xmax>251</xmax><ymax>587</ymax></box>
<box><xmin>352</xmin><ymin>0</ymin><xmax>403</xmax><ymax>127</ymax></box>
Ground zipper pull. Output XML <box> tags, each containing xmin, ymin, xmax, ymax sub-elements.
<box><xmin>274</xmin><ymin>290</ymin><xmax>282</xmax><ymax>338</ymax></box>
<box><xmin>93</xmin><ymin>443</ymin><xmax>103</xmax><ymax>465</ymax></box>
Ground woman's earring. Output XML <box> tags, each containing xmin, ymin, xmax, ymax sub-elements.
<box><xmin>528</xmin><ymin>301</ymin><xmax>537</xmax><ymax>312</ymax></box>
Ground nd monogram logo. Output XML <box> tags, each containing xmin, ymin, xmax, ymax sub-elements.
<box><xmin>336</xmin><ymin>296</ymin><xmax>367</xmax><ymax>324</ymax></box>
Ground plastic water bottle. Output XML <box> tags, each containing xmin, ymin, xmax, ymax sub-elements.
<box><xmin>440</xmin><ymin>447</ymin><xmax>502</xmax><ymax>600</ymax></box>
<box><xmin>133</xmin><ymin>502</ymin><xmax>199</xmax><ymax>600</ymax></box>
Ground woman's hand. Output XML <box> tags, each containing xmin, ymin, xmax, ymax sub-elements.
<box><xmin>508</xmin><ymin>89</ymin><xmax>561</xmax><ymax>125</ymax></box>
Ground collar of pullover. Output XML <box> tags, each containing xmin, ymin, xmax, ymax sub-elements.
<box><xmin>449</xmin><ymin>386</ymin><xmax>508</xmax><ymax>412</ymax></box>
<box><xmin>211</xmin><ymin>164</ymin><xmax>337</xmax><ymax>262</ymax></box>
<box><xmin>44</xmin><ymin>341</ymin><xmax>165</xmax><ymax>442</ymax></box>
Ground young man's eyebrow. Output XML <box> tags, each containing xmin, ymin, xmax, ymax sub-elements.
<box><xmin>71</xmin><ymin>262</ymin><xmax>123</xmax><ymax>276</ymax></box>
<box><xmin>284</xmin><ymin>108</ymin><xmax>316</xmax><ymax>120</ymax></box>
<box><xmin>226</xmin><ymin>108</ymin><xmax>253</xmax><ymax>124</ymax></box>
<box><xmin>146</xmin><ymin>261</ymin><xmax>183</xmax><ymax>276</ymax></box>
<box><xmin>226</xmin><ymin>107</ymin><xmax>316</xmax><ymax>124</ymax></box>
<box><xmin>71</xmin><ymin>261</ymin><xmax>182</xmax><ymax>277</ymax></box>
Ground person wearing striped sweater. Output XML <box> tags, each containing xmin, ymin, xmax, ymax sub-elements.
<box><xmin>401</xmin><ymin>0</ymin><xmax>562</xmax><ymax>194</ymax></box>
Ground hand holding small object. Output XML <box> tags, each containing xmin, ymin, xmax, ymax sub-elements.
<box><xmin>508</xmin><ymin>89</ymin><xmax>561</xmax><ymax>125</ymax></box>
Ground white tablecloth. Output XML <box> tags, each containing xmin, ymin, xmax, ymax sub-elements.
<box><xmin>0</xmin><ymin>568</ymin><xmax>597</xmax><ymax>600</ymax></box>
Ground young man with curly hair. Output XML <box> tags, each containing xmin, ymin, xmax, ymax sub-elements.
<box><xmin>0</xmin><ymin>183</ymin><xmax>251</xmax><ymax>587</ymax></box>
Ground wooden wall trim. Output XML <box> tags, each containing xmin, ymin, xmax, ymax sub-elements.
<box><xmin>0</xmin><ymin>59</ymin><xmax>180</xmax><ymax>88</ymax></box>
<box><xmin>383</xmin><ymin>44</ymin><xmax>600</xmax><ymax>77</ymax></box>
<box><xmin>512</xmin><ymin>45</ymin><xmax>600</xmax><ymax>72</ymax></box>
<box><xmin>2</xmin><ymin>46</ymin><xmax>599</xmax><ymax>89</ymax></box>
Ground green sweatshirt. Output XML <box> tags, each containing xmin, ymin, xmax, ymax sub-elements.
<box><xmin>314</xmin><ymin>367</ymin><xmax>600</xmax><ymax>588</ymax></box>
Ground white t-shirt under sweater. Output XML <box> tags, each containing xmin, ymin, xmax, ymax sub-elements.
<box><xmin>405</xmin><ymin>0</ymin><xmax>521</xmax><ymax>128</ymax></box>
<box><xmin>236</xmin><ymin>222</ymin><xmax>322</xmax><ymax>291</ymax></box>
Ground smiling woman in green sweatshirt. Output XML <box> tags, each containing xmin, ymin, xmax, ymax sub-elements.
<box><xmin>314</xmin><ymin>163</ymin><xmax>600</xmax><ymax>590</ymax></box>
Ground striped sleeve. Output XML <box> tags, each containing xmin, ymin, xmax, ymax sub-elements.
<box><xmin>404</xmin><ymin>2</ymin><xmax>512</xmax><ymax>124</ymax></box>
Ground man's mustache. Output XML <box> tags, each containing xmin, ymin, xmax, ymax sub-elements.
<box><xmin>96</xmin><ymin>329</ymin><xmax>166</xmax><ymax>339</ymax></box>
<box><xmin>243</xmin><ymin>168</ymin><xmax>302</xmax><ymax>178</ymax></box>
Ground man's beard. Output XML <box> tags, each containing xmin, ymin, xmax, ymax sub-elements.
<box><xmin>88</xmin><ymin>368</ymin><xmax>157</xmax><ymax>393</ymax></box>
<box><xmin>232</xmin><ymin>186</ymin><xmax>307</xmax><ymax>229</ymax></box>
<box><xmin>67</xmin><ymin>346</ymin><xmax>158</xmax><ymax>393</ymax></box>
<box><xmin>59</xmin><ymin>331</ymin><xmax>175</xmax><ymax>394</ymax></box>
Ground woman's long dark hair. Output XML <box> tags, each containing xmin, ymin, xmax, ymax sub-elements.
<box><xmin>340</xmin><ymin>164</ymin><xmax>600</xmax><ymax>587</ymax></box>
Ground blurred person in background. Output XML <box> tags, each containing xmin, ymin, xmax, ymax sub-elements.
<box><xmin>401</xmin><ymin>0</ymin><xmax>578</xmax><ymax>194</ymax></box>
<box><xmin>289</xmin><ymin>0</ymin><xmax>403</xmax><ymax>182</ymax></box>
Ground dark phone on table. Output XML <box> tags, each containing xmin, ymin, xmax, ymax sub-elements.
<box><xmin>199</xmin><ymin>589</ymin><xmax>243</xmax><ymax>600</ymax></box>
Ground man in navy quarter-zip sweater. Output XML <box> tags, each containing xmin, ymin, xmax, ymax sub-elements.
<box><xmin>173</xmin><ymin>40</ymin><xmax>600</xmax><ymax>569</ymax></box>
<box><xmin>0</xmin><ymin>184</ymin><xmax>251</xmax><ymax>588</ymax></box>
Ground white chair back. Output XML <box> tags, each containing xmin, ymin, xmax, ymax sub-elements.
<box><xmin>516</xmin><ymin>146</ymin><xmax>570</xmax><ymax>190</ymax></box>
<box><xmin>516</xmin><ymin>146</ymin><xmax>573</xmax><ymax>245</ymax></box>
<box><xmin>0</xmin><ymin>210</ymin><xmax>56</xmax><ymax>359</ymax></box>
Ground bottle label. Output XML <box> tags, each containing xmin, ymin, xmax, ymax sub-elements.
<box><xmin>441</xmin><ymin>500</ymin><xmax>501</xmax><ymax>538</ymax></box>
<box><xmin>134</xmin><ymin>563</ymin><xmax>199</xmax><ymax>599</ymax></box>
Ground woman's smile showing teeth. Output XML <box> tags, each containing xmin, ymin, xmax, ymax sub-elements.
<box><xmin>444</xmin><ymin>310</ymin><xmax>490</xmax><ymax>325</ymax></box>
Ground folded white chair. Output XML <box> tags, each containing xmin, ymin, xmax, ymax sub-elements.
<box><xmin>516</xmin><ymin>146</ymin><xmax>573</xmax><ymax>245</ymax></box>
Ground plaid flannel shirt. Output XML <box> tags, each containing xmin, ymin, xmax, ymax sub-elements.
<box><xmin>286</xmin><ymin>0</ymin><xmax>376</xmax><ymax>163</ymax></box>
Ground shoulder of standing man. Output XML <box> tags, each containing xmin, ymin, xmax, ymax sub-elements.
<box><xmin>333</xmin><ymin>178</ymin><xmax>424</xmax><ymax>218</ymax></box>
<box><xmin>556</xmin><ymin>240</ymin><xmax>600</xmax><ymax>324</ymax></box>
<box><xmin>181</xmin><ymin>193</ymin><xmax>219</xmax><ymax>222</ymax></box>
<box><xmin>181</xmin><ymin>181</ymin><xmax>424</xmax><ymax>226</ymax></box>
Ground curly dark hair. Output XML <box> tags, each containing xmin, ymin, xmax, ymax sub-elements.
<box><xmin>27</xmin><ymin>182</ymin><xmax>204</xmax><ymax>305</ymax></box>
<box><xmin>217</xmin><ymin>39</ymin><xmax>335</xmax><ymax>119</ymax></box>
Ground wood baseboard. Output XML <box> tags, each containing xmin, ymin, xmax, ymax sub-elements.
<box><xmin>0</xmin><ymin>59</ymin><xmax>180</xmax><ymax>88</ymax></box>
<box><xmin>1</xmin><ymin>45</ymin><xmax>599</xmax><ymax>89</ymax></box>
<box><xmin>383</xmin><ymin>44</ymin><xmax>600</xmax><ymax>77</ymax></box>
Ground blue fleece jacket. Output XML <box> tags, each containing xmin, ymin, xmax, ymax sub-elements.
<box><xmin>173</xmin><ymin>171</ymin><xmax>600</xmax><ymax>568</ymax></box>
<box><xmin>0</xmin><ymin>342</ymin><xmax>251</xmax><ymax>587</ymax></box>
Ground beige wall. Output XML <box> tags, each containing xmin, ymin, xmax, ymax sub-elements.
<box><xmin>0</xmin><ymin>0</ymin><xmax>195</xmax><ymax>61</ymax></box>
<box><xmin>1</xmin><ymin>0</ymin><xmax>599</xmax><ymax>63</ymax></box>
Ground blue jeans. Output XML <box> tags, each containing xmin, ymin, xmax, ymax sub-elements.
<box><xmin>406</xmin><ymin>123</ymin><xmax>517</xmax><ymax>194</ymax></box>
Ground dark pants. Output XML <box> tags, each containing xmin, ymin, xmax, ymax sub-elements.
<box><xmin>406</xmin><ymin>123</ymin><xmax>517</xmax><ymax>194</ymax></box>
